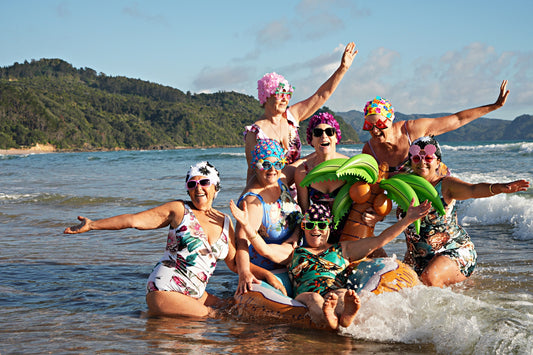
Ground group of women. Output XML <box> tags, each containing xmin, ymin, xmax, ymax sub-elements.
<box><xmin>64</xmin><ymin>42</ymin><xmax>529</xmax><ymax>329</ymax></box>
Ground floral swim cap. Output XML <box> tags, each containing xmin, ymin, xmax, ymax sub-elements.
<box><xmin>257</xmin><ymin>72</ymin><xmax>294</xmax><ymax>105</ymax></box>
<box><xmin>364</xmin><ymin>96</ymin><xmax>395</xmax><ymax>121</ymax></box>
<box><xmin>251</xmin><ymin>139</ymin><xmax>287</xmax><ymax>168</ymax></box>
<box><xmin>306</xmin><ymin>112</ymin><xmax>341</xmax><ymax>145</ymax></box>
<box><xmin>185</xmin><ymin>161</ymin><xmax>221</xmax><ymax>197</ymax></box>
<box><xmin>304</xmin><ymin>203</ymin><xmax>332</xmax><ymax>222</ymax></box>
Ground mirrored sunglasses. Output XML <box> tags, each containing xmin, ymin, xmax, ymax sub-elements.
<box><xmin>409</xmin><ymin>144</ymin><xmax>438</xmax><ymax>164</ymax></box>
<box><xmin>256</xmin><ymin>160</ymin><xmax>285</xmax><ymax>171</ymax></box>
<box><xmin>186</xmin><ymin>178</ymin><xmax>211</xmax><ymax>189</ymax></box>
<box><xmin>362</xmin><ymin>119</ymin><xmax>389</xmax><ymax>131</ymax></box>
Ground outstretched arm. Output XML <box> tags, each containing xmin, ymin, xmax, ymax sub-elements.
<box><xmin>289</xmin><ymin>42</ymin><xmax>357</xmax><ymax>122</ymax></box>
<box><xmin>443</xmin><ymin>177</ymin><xmax>529</xmax><ymax>202</ymax></box>
<box><xmin>408</xmin><ymin>80</ymin><xmax>509</xmax><ymax>138</ymax></box>
<box><xmin>64</xmin><ymin>201</ymin><xmax>182</xmax><ymax>234</ymax></box>
<box><xmin>342</xmin><ymin>199</ymin><xmax>432</xmax><ymax>261</ymax></box>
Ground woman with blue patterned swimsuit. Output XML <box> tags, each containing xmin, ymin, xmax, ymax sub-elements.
<box><xmin>402</xmin><ymin>136</ymin><xmax>529</xmax><ymax>287</ymax></box>
<box><xmin>235</xmin><ymin>139</ymin><xmax>302</xmax><ymax>296</ymax></box>
<box><xmin>65</xmin><ymin>161</ymin><xmax>277</xmax><ymax>318</ymax></box>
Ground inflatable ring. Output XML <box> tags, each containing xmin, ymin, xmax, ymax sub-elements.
<box><xmin>233</xmin><ymin>258</ymin><xmax>419</xmax><ymax>327</ymax></box>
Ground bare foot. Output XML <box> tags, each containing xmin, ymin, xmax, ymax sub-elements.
<box><xmin>322</xmin><ymin>293</ymin><xmax>339</xmax><ymax>329</ymax></box>
<box><xmin>339</xmin><ymin>289</ymin><xmax>361</xmax><ymax>327</ymax></box>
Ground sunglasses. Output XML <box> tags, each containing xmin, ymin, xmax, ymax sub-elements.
<box><xmin>362</xmin><ymin>119</ymin><xmax>389</xmax><ymax>131</ymax></box>
<box><xmin>255</xmin><ymin>159</ymin><xmax>285</xmax><ymax>171</ymax></box>
<box><xmin>312</xmin><ymin>127</ymin><xmax>336</xmax><ymax>138</ymax></box>
<box><xmin>186</xmin><ymin>178</ymin><xmax>211</xmax><ymax>189</ymax></box>
<box><xmin>409</xmin><ymin>144</ymin><xmax>437</xmax><ymax>164</ymax></box>
<box><xmin>302</xmin><ymin>220</ymin><xmax>330</xmax><ymax>230</ymax></box>
<box><xmin>274</xmin><ymin>91</ymin><xmax>293</xmax><ymax>100</ymax></box>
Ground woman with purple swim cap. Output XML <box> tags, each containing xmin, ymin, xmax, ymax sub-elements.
<box><xmin>244</xmin><ymin>42</ymin><xmax>357</xmax><ymax>185</ymax></box>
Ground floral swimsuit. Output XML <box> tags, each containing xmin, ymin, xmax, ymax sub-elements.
<box><xmin>403</xmin><ymin>181</ymin><xmax>477</xmax><ymax>277</ymax></box>
<box><xmin>237</xmin><ymin>179</ymin><xmax>302</xmax><ymax>270</ymax></box>
<box><xmin>288</xmin><ymin>243</ymin><xmax>350</xmax><ymax>297</ymax></box>
<box><xmin>146</xmin><ymin>202</ymin><xmax>230</xmax><ymax>298</ymax></box>
<box><xmin>244</xmin><ymin>109</ymin><xmax>302</xmax><ymax>164</ymax></box>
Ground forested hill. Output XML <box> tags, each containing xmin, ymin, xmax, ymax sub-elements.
<box><xmin>0</xmin><ymin>59</ymin><xmax>360</xmax><ymax>150</ymax></box>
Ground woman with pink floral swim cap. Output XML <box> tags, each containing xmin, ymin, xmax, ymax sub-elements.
<box><xmin>244</xmin><ymin>42</ymin><xmax>357</xmax><ymax>185</ymax></box>
<box><xmin>361</xmin><ymin>81</ymin><xmax>510</xmax><ymax>176</ymax></box>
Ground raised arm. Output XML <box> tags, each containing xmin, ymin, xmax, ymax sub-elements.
<box><xmin>342</xmin><ymin>199</ymin><xmax>432</xmax><ymax>261</ymax></box>
<box><xmin>64</xmin><ymin>200</ymin><xmax>183</xmax><ymax>234</ymax></box>
<box><xmin>289</xmin><ymin>42</ymin><xmax>357</xmax><ymax>122</ymax></box>
<box><xmin>408</xmin><ymin>80</ymin><xmax>510</xmax><ymax>138</ymax></box>
<box><xmin>442</xmin><ymin>177</ymin><xmax>529</xmax><ymax>203</ymax></box>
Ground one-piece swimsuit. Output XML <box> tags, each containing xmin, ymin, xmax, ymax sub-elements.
<box><xmin>146</xmin><ymin>202</ymin><xmax>230</xmax><ymax>298</ymax></box>
<box><xmin>402</xmin><ymin>181</ymin><xmax>477</xmax><ymax>277</ymax></box>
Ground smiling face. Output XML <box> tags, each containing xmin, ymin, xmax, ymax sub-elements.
<box><xmin>255</xmin><ymin>156</ymin><xmax>282</xmax><ymax>185</ymax></box>
<box><xmin>187</xmin><ymin>175</ymin><xmax>216</xmax><ymax>208</ymax></box>
<box><xmin>311</xmin><ymin>123</ymin><xmax>337</xmax><ymax>154</ymax></box>
<box><xmin>364</xmin><ymin>114</ymin><xmax>391</xmax><ymax>140</ymax></box>
<box><xmin>264</xmin><ymin>94</ymin><xmax>289</xmax><ymax>114</ymax></box>
<box><xmin>302</xmin><ymin>219</ymin><xmax>331</xmax><ymax>249</ymax></box>
<box><xmin>410</xmin><ymin>149</ymin><xmax>440</xmax><ymax>180</ymax></box>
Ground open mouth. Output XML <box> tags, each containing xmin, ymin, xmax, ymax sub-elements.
<box><xmin>320</xmin><ymin>142</ymin><xmax>330</xmax><ymax>147</ymax></box>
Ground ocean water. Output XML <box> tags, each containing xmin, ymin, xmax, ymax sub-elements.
<box><xmin>1</xmin><ymin>141</ymin><xmax>532</xmax><ymax>354</ymax></box>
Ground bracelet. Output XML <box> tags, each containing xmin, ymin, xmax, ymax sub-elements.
<box><xmin>489</xmin><ymin>184</ymin><xmax>495</xmax><ymax>195</ymax></box>
<box><xmin>249</xmin><ymin>233</ymin><xmax>259</xmax><ymax>241</ymax></box>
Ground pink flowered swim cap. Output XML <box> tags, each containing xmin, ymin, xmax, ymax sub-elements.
<box><xmin>364</xmin><ymin>96</ymin><xmax>395</xmax><ymax>121</ymax></box>
<box><xmin>257</xmin><ymin>72</ymin><xmax>294</xmax><ymax>105</ymax></box>
<box><xmin>306</xmin><ymin>112</ymin><xmax>341</xmax><ymax>145</ymax></box>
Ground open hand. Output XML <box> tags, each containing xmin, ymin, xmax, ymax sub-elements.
<box><xmin>495</xmin><ymin>80</ymin><xmax>510</xmax><ymax>108</ymax></box>
<box><xmin>64</xmin><ymin>216</ymin><xmax>92</xmax><ymax>234</ymax></box>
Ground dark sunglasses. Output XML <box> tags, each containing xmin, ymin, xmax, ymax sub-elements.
<box><xmin>186</xmin><ymin>178</ymin><xmax>211</xmax><ymax>189</ymax></box>
<box><xmin>302</xmin><ymin>220</ymin><xmax>330</xmax><ymax>230</ymax></box>
<box><xmin>362</xmin><ymin>119</ymin><xmax>389</xmax><ymax>131</ymax></box>
<box><xmin>313</xmin><ymin>127</ymin><xmax>336</xmax><ymax>138</ymax></box>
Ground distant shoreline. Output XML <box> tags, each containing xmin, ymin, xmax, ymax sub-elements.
<box><xmin>0</xmin><ymin>143</ymin><xmax>247</xmax><ymax>155</ymax></box>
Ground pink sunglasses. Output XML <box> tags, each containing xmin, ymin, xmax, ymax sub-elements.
<box><xmin>409</xmin><ymin>144</ymin><xmax>437</xmax><ymax>163</ymax></box>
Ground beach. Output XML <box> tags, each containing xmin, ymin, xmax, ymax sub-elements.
<box><xmin>1</xmin><ymin>142</ymin><xmax>531</xmax><ymax>354</ymax></box>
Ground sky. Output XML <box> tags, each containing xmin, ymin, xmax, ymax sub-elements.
<box><xmin>1</xmin><ymin>0</ymin><xmax>532</xmax><ymax>120</ymax></box>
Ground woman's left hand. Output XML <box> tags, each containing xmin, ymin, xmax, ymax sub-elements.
<box><xmin>499</xmin><ymin>179</ymin><xmax>530</xmax><ymax>193</ymax></box>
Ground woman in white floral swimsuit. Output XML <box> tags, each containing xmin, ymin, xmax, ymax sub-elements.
<box><xmin>65</xmin><ymin>161</ymin><xmax>278</xmax><ymax>318</ymax></box>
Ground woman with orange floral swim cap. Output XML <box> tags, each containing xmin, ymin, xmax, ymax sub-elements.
<box><xmin>244</xmin><ymin>42</ymin><xmax>357</xmax><ymax>185</ymax></box>
<box><xmin>361</xmin><ymin>80</ymin><xmax>510</xmax><ymax>176</ymax></box>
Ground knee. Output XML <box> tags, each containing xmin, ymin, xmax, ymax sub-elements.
<box><xmin>420</xmin><ymin>269</ymin><xmax>445</xmax><ymax>288</ymax></box>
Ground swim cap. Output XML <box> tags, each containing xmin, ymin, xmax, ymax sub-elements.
<box><xmin>364</xmin><ymin>96</ymin><xmax>395</xmax><ymax>121</ymax></box>
<box><xmin>185</xmin><ymin>161</ymin><xmax>221</xmax><ymax>196</ymax></box>
<box><xmin>257</xmin><ymin>72</ymin><xmax>294</xmax><ymax>105</ymax></box>
<box><xmin>306</xmin><ymin>112</ymin><xmax>341</xmax><ymax>145</ymax></box>
<box><xmin>251</xmin><ymin>139</ymin><xmax>286</xmax><ymax>168</ymax></box>
<box><xmin>409</xmin><ymin>136</ymin><xmax>442</xmax><ymax>160</ymax></box>
<box><xmin>304</xmin><ymin>203</ymin><xmax>332</xmax><ymax>222</ymax></box>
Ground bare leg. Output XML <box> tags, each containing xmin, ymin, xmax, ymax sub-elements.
<box><xmin>322</xmin><ymin>293</ymin><xmax>339</xmax><ymax>329</ymax></box>
<box><xmin>294</xmin><ymin>292</ymin><xmax>333</xmax><ymax>329</ymax></box>
<box><xmin>339</xmin><ymin>289</ymin><xmax>360</xmax><ymax>327</ymax></box>
<box><xmin>146</xmin><ymin>291</ymin><xmax>219</xmax><ymax>318</ymax></box>
<box><xmin>420</xmin><ymin>255</ymin><xmax>467</xmax><ymax>287</ymax></box>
